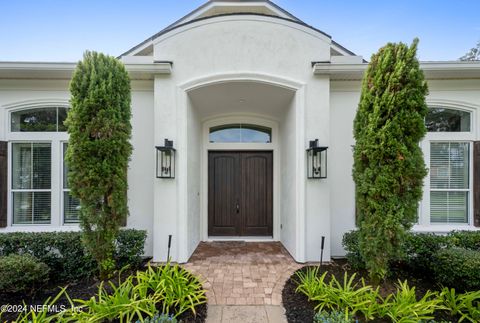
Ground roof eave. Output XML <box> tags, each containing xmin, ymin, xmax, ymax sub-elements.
<box><xmin>0</xmin><ymin>61</ymin><xmax>172</xmax><ymax>80</ymax></box>
<box><xmin>313</xmin><ymin>61</ymin><xmax>480</xmax><ymax>80</ymax></box>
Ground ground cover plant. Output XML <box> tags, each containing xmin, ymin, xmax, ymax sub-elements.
<box><xmin>0</xmin><ymin>263</ymin><xmax>207</xmax><ymax>323</ymax></box>
<box><xmin>283</xmin><ymin>261</ymin><xmax>480</xmax><ymax>323</ymax></box>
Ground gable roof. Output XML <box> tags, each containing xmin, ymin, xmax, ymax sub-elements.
<box><xmin>119</xmin><ymin>0</ymin><xmax>358</xmax><ymax>58</ymax></box>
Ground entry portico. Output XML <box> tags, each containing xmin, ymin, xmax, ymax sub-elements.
<box><xmin>1</xmin><ymin>0</ymin><xmax>480</xmax><ymax>265</ymax></box>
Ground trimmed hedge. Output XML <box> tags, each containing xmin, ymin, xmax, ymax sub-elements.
<box><xmin>0</xmin><ymin>229</ymin><xmax>147</xmax><ymax>281</ymax></box>
<box><xmin>434</xmin><ymin>248</ymin><xmax>480</xmax><ymax>291</ymax></box>
<box><xmin>0</xmin><ymin>254</ymin><xmax>49</xmax><ymax>293</ymax></box>
<box><xmin>343</xmin><ymin>230</ymin><xmax>480</xmax><ymax>291</ymax></box>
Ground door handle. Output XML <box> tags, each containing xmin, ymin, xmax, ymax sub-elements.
<box><xmin>236</xmin><ymin>202</ymin><xmax>240</xmax><ymax>213</ymax></box>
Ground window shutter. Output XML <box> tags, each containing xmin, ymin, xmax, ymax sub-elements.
<box><xmin>0</xmin><ymin>141</ymin><xmax>7</xmax><ymax>227</ymax></box>
<box><xmin>474</xmin><ymin>141</ymin><xmax>480</xmax><ymax>227</ymax></box>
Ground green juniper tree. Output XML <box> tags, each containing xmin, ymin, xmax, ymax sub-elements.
<box><xmin>353</xmin><ymin>39</ymin><xmax>428</xmax><ymax>282</ymax></box>
<box><xmin>66</xmin><ymin>51</ymin><xmax>132</xmax><ymax>279</ymax></box>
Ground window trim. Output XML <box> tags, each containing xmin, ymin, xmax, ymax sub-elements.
<box><xmin>417</xmin><ymin>103</ymin><xmax>477</xmax><ymax>230</ymax></box>
<box><xmin>5</xmin><ymin>101</ymin><xmax>76</xmax><ymax>228</ymax></box>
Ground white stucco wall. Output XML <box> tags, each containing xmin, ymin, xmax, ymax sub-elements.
<box><xmin>305</xmin><ymin>75</ymin><xmax>331</xmax><ymax>262</ymax></box>
<box><xmin>329</xmin><ymin>79</ymin><xmax>480</xmax><ymax>257</ymax></box>
<box><xmin>151</xmin><ymin>15</ymin><xmax>332</xmax><ymax>262</ymax></box>
<box><xmin>186</xmin><ymin>96</ymin><xmax>202</xmax><ymax>258</ymax></box>
<box><xmin>279</xmin><ymin>99</ymin><xmax>297</xmax><ymax>258</ymax></box>
<box><xmin>0</xmin><ymin>79</ymin><xmax>156</xmax><ymax>257</ymax></box>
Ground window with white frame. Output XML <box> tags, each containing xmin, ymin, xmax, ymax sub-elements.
<box><xmin>11</xmin><ymin>143</ymin><xmax>51</xmax><ymax>224</ymax></box>
<box><xmin>8</xmin><ymin>105</ymin><xmax>79</xmax><ymax>225</ymax></box>
<box><xmin>422</xmin><ymin>106</ymin><xmax>473</xmax><ymax>225</ymax></box>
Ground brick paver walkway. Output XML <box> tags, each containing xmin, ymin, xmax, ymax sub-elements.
<box><xmin>183</xmin><ymin>242</ymin><xmax>301</xmax><ymax>306</ymax></box>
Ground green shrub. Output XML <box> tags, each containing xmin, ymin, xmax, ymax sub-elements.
<box><xmin>342</xmin><ymin>230</ymin><xmax>477</xmax><ymax>276</ymax></box>
<box><xmin>0</xmin><ymin>254</ymin><xmax>49</xmax><ymax>294</ymax></box>
<box><xmin>403</xmin><ymin>233</ymin><xmax>451</xmax><ymax>275</ymax></box>
<box><xmin>342</xmin><ymin>231</ymin><xmax>364</xmax><ymax>270</ymax></box>
<box><xmin>314</xmin><ymin>310</ymin><xmax>353</xmax><ymax>323</ymax></box>
<box><xmin>433</xmin><ymin>248</ymin><xmax>480</xmax><ymax>292</ymax></box>
<box><xmin>0</xmin><ymin>229</ymin><xmax>146</xmax><ymax>281</ymax></box>
<box><xmin>449</xmin><ymin>231</ymin><xmax>480</xmax><ymax>251</ymax></box>
<box><xmin>116</xmin><ymin>229</ymin><xmax>147</xmax><ymax>269</ymax></box>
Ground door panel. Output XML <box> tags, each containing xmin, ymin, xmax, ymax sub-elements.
<box><xmin>241</xmin><ymin>153</ymin><xmax>273</xmax><ymax>235</ymax></box>
<box><xmin>208</xmin><ymin>153</ymin><xmax>239</xmax><ymax>235</ymax></box>
<box><xmin>208</xmin><ymin>151</ymin><xmax>273</xmax><ymax>236</ymax></box>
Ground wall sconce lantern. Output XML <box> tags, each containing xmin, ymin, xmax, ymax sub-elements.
<box><xmin>307</xmin><ymin>139</ymin><xmax>328</xmax><ymax>179</ymax></box>
<box><xmin>156</xmin><ymin>139</ymin><xmax>176</xmax><ymax>178</ymax></box>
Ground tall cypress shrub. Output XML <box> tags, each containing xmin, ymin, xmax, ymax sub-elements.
<box><xmin>353</xmin><ymin>39</ymin><xmax>428</xmax><ymax>282</ymax></box>
<box><xmin>66</xmin><ymin>51</ymin><xmax>132</xmax><ymax>279</ymax></box>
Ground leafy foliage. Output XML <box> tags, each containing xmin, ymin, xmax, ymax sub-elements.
<box><xmin>440</xmin><ymin>288</ymin><xmax>480</xmax><ymax>323</ymax></box>
<box><xmin>296</xmin><ymin>269</ymin><xmax>379</xmax><ymax>321</ymax></box>
<box><xmin>135</xmin><ymin>263</ymin><xmax>207</xmax><ymax>317</ymax></box>
<box><xmin>0</xmin><ymin>254</ymin><xmax>49</xmax><ymax>294</ymax></box>
<box><xmin>353</xmin><ymin>39</ymin><xmax>428</xmax><ymax>282</ymax></box>
<box><xmin>460</xmin><ymin>40</ymin><xmax>480</xmax><ymax>61</ymax></box>
<box><xmin>10</xmin><ymin>287</ymin><xmax>68</xmax><ymax>323</ymax></box>
<box><xmin>433</xmin><ymin>248</ymin><xmax>480</xmax><ymax>292</ymax></box>
<box><xmin>0</xmin><ymin>230</ymin><xmax>146</xmax><ymax>281</ymax></box>
<box><xmin>378</xmin><ymin>280</ymin><xmax>440</xmax><ymax>323</ymax></box>
<box><xmin>67</xmin><ymin>51</ymin><xmax>132</xmax><ymax>278</ymax></box>
<box><xmin>296</xmin><ymin>268</ymin><xmax>480</xmax><ymax>322</ymax></box>
<box><xmin>55</xmin><ymin>263</ymin><xmax>205</xmax><ymax>322</ymax></box>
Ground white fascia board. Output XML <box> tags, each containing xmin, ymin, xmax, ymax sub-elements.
<box><xmin>0</xmin><ymin>61</ymin><xmax>171</xmax><ymax>80</ymax></box>
<box><xmin>313</xmin><ymin>61</ymin><xmax>480</xmax><ymax>80</ymax></box>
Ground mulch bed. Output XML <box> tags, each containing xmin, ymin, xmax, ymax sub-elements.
<box><xmin>0</xmin><ymin>266</ymin><xmax>207</xmax><ymax>323</ymax></box>
<box><xmin>282</xmin><ymin>259</ymin><xmax>455</xmax><ymax>323</ymax></box>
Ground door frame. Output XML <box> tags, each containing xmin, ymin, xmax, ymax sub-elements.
<box><xmin>201</xmin><ymin>115</ymin><xmax>280</xmax><ymax>241</ymax></box>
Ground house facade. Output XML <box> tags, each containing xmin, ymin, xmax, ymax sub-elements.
<box><xmin>1</xmin><ymin>0</ymin><xmax>480</xmax><ymax>263</ymax></box>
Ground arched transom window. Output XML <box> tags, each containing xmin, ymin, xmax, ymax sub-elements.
<box><xmin>209</xmin><ymin>124</ymin><xmax>272</xmax><ymax>143</ymax></box>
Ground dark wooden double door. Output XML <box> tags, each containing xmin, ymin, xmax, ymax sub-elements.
<box><xmin>208</xmin><ymin>151</ymin><xmax>273</xmax><ymax>236</ymax></box>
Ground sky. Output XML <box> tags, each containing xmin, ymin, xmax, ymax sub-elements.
<box><xmin>0</xmin><ymin>0</ymin><xmax>479</xmax><ymax>62</ymax></box>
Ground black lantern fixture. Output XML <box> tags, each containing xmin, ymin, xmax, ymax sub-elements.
<box><xmin>156</xmin><ymin>139</ymin><xmax>176</xmax><ymax>178</ymax></box>
<box><xmin>307</xmin><ymin>139</ymin><xmax>328</xmax><ymax>179</ymax></box>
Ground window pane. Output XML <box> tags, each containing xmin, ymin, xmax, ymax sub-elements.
<box><xmin>11</xmin><ymin>107</ymin><xmax>58</xmax><ymax>132</ymax></box>
<box><xmin>431</xmin><ymin>191</ymin><xmax>468</xmax><ymax>223</ymax></box>
<box><xmin>12</xmin><ymin>192</ymin><xmax>32</xmax><ymax>224</ymax></box>
<box><xmin>426</xmin><ymin>108</ymin><xmax>471</xmax><ymax>132</ymax></box>
<box><xmin>58</xmin><ymin>108</ymin><xmax>68</xmax><ymax>131</ymax></box>
<box><xmin>430</xmin><ymin>142</ymin><xmax>469</xmax><ymax>189</ymax></box>
<box><xmin>64</xmin><ymin>191</ymin><xmax>80</xmax><ymax>223</ymax></box>
<box><xmin>32</xmin><ymin>143</ymin><xmax>51</xmax><ymax>189</ymax></box>
<box><xmin>12</xmin><ymin>143</ymin><xmax>32</xmax><ymax>189</ymax></box>
<box><xmin>240</xmin><ymin>124</ymin><xmax>271</xmax><ymax>143</ymax></box>
<box><xmin>63</xmin><ymin>143</ymin><xmax>68</xmax><ymax>189</ymax></box>
<box><xmin>33</xmin><ymin>192</ymin><xmax>51</xmax><ymax>224</ymax></box>
<box><xmin>209</xmin><ymin>124</ymin><xmax>242</xmax><ymax>142</ymax></box>
<box><xmin>13</xmin><ymin>191</ymin><xmax>51</xmax><ymax>224</ymax></box>
<box><xmin>209</xmin><ymin>124</ymin><xmax>271</xmax><ymax>143</ymax></box>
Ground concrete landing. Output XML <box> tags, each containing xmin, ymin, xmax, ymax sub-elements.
<box><xmin>206</xmin><ymin>305</ymin><xmax>287</xmax><ymax>323</ymax></box>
